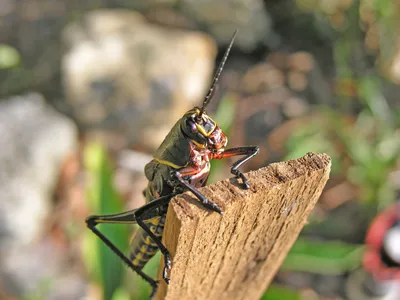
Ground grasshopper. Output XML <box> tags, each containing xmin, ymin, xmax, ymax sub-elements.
<box><xmin>86</xmin><ymin>30</ymin><xmax>259</xmax><ymax>298</ymax></box>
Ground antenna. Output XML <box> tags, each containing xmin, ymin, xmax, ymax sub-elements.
<box><xmin>199</xmin><ymin>29</ymin><xmax>238</xmax><ymax>116</ymax></box>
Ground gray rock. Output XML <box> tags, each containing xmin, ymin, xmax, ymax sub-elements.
<box><xmin>0</xmin><ymin>93</ymin><xmax>79</xmax><ymax>296</ymax></box>
<box><xmin>2</xmin><ymin>238</ymin><xmax>87</xmax><ymax>299</ymax></box>
<box><xmin>0</xmin><ymin>93</ymin><xmax>78</xmax><ymax>249</ymax></box>
<box><xmin>62</xmin><ymin>9</ymin><xmax>217</xmax><ymax>150</ymax></box>
<box><xmin>0</xmin><ymin>0</ymin><xmax>149</xmax><ymax>98</ymax></box>
<box><xmin>181</xmin><ymin>0</ymin><xmax>273</xmax><ymax>51</ymax></box>
<box><xmin>127</xmin><ymin>0</ymin><xmax>273</xmax><ymax>51</ymax></box>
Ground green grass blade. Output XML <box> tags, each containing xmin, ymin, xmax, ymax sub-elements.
<box><xmin>261</xmin><ymin>284</ymin><xmax>301</xmax><ymax>300</ymax></box>
<box><xmin>281</xmin><ymin>238</ymin><xmax>364</xmax><ymax>275</ymax></box>
<box><xmin>83</xmin><ymin>142</ymin><xmax>130</xmax><ymax>300</ymax></box>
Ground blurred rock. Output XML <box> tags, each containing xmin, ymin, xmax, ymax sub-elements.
<box><xmin>180</xmin><ymin>0</ymin><xmax>273</xmax><ymax>51</ymax></box>
<box><xmin>0</xmin><ymin>0</ymin><xmax>156</xmax><ymax>98</ymax></box>
<box><xmin>1</xmin><ymin>237</ymin><xmax>87</xmax><ymax>299</ymax></box>
<box><xmin>276</xmin><ymin>271</ymin><xmax>345</xmax><ymax>298</ymax></box>
<box><xmin>380</xmin><ymin>38</ymin><xmax>400</xmax><ymax>85</ymax></box>
<box><xmin>0</xmin><ymin>93</ymin><xmax>79</xmax><ymax>296</ymax></box>
<box><xmin>275</xmin><ymin>271</ymin><xmax>314</xmax><ymax>289</ymax></box>
<box><xmin>0</xmin><ymin>0</ymin><xmax>65</xmax><ymax>97</ymax></box>
<box><xmin>129</xmin><ymin>0</ymin><xmax>273</xmax><ymax>51</ymax></box>
<box><xmin>145</xmin><ymin>7</ymin><xmax>197</xmax><ymax>30</ymax></box>
<box><xmin>287</xmin><ymin>70</ymin><xmax>308</xmax><ymax>91</ymax></box>
<box><xmin>117</xmin><ymin>149</ymin><xmax>153</xmax><ymax>174</ymax></box>
<box><xmin>267</xmin><ymin>50</ymin><xmax>316</xmax><ymax>93</ymax></box>
<box><xmin>241</xmin><ymin>63</ymin><xmax>285</xmax><ymax>92</ymax></box>
<box><xmin>62</xmin><ymin>9</ymin><xmax>217</xmax><ymax>151</ymax></box>
<box><xmin>0</xmin><ymin>93</ymin><xmax>78</xmax><ymax>248</ymax></box>
<box><xmin>303</xmin><ymin>200</ymin><xmax>371</xmax><ymax>244</ymax></box>
<box><xmin>294</xmin><ymin>51</ymin><xmax>315</xmax><ymax>67</ymax></box>
<box><xmin>116</xmin><ymin>149</ymin><xmax>152</xmax><ymax>208</ymax></box>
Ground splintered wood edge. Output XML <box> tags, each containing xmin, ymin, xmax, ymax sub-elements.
<box><xmin>155</xmin><ymin>152</ymin><xmax>331</xmax><ymax>300</ymax></box>
<box><xmin>172</xmin><ymin>152</ymin><xmax>330</xmax><ymax>221</ymax></box>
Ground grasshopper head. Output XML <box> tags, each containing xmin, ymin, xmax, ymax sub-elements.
<box><xmin>181</xmin><ymin>30</ymin><xmax>236</xmax><ymax>152</ymax></box>
<box><xmin>182</xmin><ymin>108</ymin><xmax>227</xmax><ymax>152</ymax></box>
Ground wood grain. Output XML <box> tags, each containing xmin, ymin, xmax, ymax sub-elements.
<box><xmin>155</xmin><ymin>152</ymin><xmax>331</xmax><ymax>300</ymax></box>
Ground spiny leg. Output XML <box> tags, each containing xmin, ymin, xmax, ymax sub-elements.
<box><xmin>170</xmin><ymin>170</ymin><xmax>223</xmax><ymax>214</ymax></box>
<box><xmin>212</xmin><ymin>146</ymin><xmax>259</xmax><ymax>189</ymax></box>
<box><xmin>87</xmin><ymin>226</ymin><xmax>158</xmax><ymax>297</ymax></box>
<box><xmin>134</xmin><ymin>204</ymin><xmax>173</xmax><ymax>284</ymax></box>
<box><xmin>85</xmin><ymin>194</ymin><xmax>173</xmax><ymax>298</ymax></box>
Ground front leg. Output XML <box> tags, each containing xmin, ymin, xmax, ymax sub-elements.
<box><xmin>170</xmin><ymin>170</ymin><xmax>223</xmax><ymax>215</ymax></box>
<box><xmin>212</xmin><ymin>146</ymin><xmax>259</xmax><ymax>189</ymax></box>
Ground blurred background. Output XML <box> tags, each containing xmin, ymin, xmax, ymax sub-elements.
<box><xmin>1</xmin><ymin>0</ymin><xmax>400</xmax><ymax>299</ymax></box>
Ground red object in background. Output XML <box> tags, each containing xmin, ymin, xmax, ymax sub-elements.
<box><xmin>363</xmin><ymin>203</ymin><xmax>400</xmax><ymax>281</ymax></box>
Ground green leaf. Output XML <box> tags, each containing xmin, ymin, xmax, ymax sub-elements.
<box><xmin>111</xmin><ymin>288</ymin><xmax>131</xmax><ymax>300</ymax></box>
<box><xmin>281</xmin><ymin>238</ymin><xmax>364</xmax><ymax>275</ymax></box>
<box><xmin>357</xmin><ymin>76</ymin><xmax>392</xmax><ymax>126</ymax></box>
<box><xmin>0</xmin><ymin>44</ymin><xmax>20</xmax><ymax>69</ymax></box>
<box><xmin>213</xmin><ymin>94</ymin><xmax>236</xmax><ymax>133</ymax></box>
<box><xmin>284</xmin><ymin>124</ymin><xmax>341</xmax><ymax>175</ymax></box>
<box><xmin>83</xmin><ymin>142</ymin><xmax>129</xmax><ymax>300</ymax></box>
<box><xmin>261</xmin><ymin>284</ymin><xmax>301</xmax><ymax>300</ymax></box>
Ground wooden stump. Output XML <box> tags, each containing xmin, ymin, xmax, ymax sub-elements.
<box><xmin>155</xmin><ymin>152</ymin><xmax>331</xmax><ymax>300</ymax></box>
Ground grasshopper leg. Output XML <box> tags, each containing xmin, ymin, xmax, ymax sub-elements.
<box><xmin>171</xmin><ymin>170</ymin><xmax>223</xmax><ymax>214</ymax></box>
<box><xmin>212</xmin><ymin>146</ymin><xmax>259</xmax><ymax>189</ymax></box>
<box><xmin>86</xmin><ymin>193</ymin><xmax>173</xmax><ymax>297</ymax></box>
<box><xmin>134</xmin><ymin>203</ymin><xmax>175</xmax><ymax>284</ymax></box>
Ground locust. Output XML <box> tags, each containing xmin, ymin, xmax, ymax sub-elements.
<box><xmin>86</xmin><ymin>30</ymin><xmax>259</xmax><ymax>298</ymax></box>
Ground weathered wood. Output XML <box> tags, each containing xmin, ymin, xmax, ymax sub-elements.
<box><xmin>155</xmin><ymin>152</ymin><xmax>331</xmax><ymax>300</ymax></box>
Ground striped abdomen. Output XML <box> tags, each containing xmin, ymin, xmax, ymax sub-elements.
<box><xmin>129</xmin><ymin>215</ymin><xmax>166</xmax><ymax>270</ymax></box>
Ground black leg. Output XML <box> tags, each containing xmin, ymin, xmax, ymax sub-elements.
<box><xmin>85</xmin><ymin>194</ymin><xmax>173</xmax><ymax>298</ymax></box>
<box><xmin>170</xmin><ymin>170</ymin><xmax>223</xmax><ymax>215</ymax></box>
<box><xmin>87</xmin><ymin>225</ymin><xmax>159</xmax><ymax>297</ymax></box>
<box><xmin>134</xmin><ymin>194</ymin><xmax>179</xmax><ymax>284</ymax></box>
<box><xmin>134</xmin><ymin>206</ymin><xmax>173</xmax><ymax>284</ymax></box>
<box><xmin>213</xmin><ymin>146</ymin><xmax>259</xmax><ymax>189</ymax></box>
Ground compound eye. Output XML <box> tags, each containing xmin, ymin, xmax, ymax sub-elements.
<box><xmin>190</xmin><ymin>122</ymin><xmax>197</xmax><ymax>132</ymax></box>
<box><xmin>187</xmin><ymin>118</ymin><xmax>198</xmax><ymax>132</ymax></box>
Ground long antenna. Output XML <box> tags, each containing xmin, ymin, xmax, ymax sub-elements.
<box><xmin>199</xmin><ymin>29</ymin><xmax>238</xmax><ymax>116</ymax></box>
